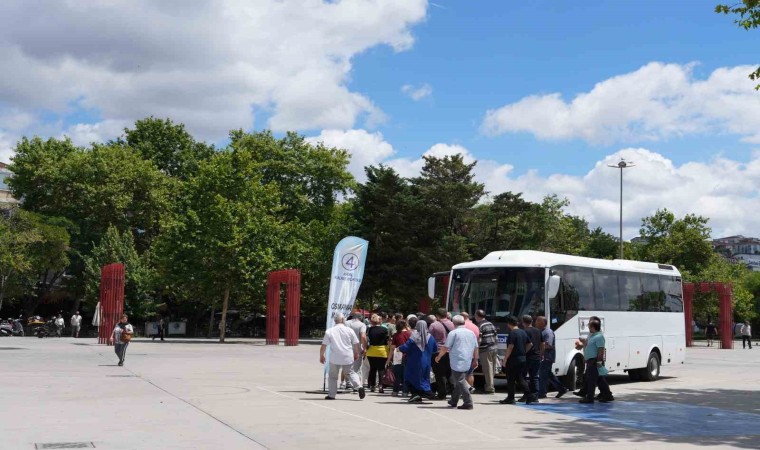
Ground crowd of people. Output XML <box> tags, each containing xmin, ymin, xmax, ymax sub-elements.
<box><xmin>319</xmin><ymin>308</ymin><xmax>614</xmax><ymax>409</ymax></box>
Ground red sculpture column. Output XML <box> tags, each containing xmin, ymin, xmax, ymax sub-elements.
<box><xmin>284</xmin><ymin>270</ymin><xmax>301</xmax><ymax>347</ymax></box>
<box><xmin>98</xmin><ymin>263</ymin><xmax>125</xmax><ymax>345</ymax></box>
<box><xmin>266</xmin><ymin>269</ymin><xmax>301</xmax><ymax>346</ymax></box>
<box><xmin>717</xmin><ymin>283</ymin><xmax>734</xmax><ymax>349</ymax></box>
<box><xmin>683</xmin><ymin>282</ymin><xmax>694</xmax><ymax>347</ymax></box>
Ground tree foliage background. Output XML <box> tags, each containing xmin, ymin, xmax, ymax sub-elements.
<box><xmin>2</xmin><ymin>116</ymin><xmax>758</xmax><ymax>337</ymax></box>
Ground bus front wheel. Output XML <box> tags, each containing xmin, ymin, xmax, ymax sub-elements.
<box><xmin>563</xmin><ymin>356</ymin><xmax>584</xmax><ymax>391</ymax></box>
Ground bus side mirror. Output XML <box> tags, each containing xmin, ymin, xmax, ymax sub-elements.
<box><xmin>548</xmin><ymin>275</ymin><xmax>561</xmax><ymax>299</ymax></box>
<box><xmin>428</xmin><ymin>277</ymin><xmax>436</xmax><ymax>299</ymax></box>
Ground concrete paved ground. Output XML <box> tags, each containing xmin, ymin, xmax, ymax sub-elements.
<box><xmin>1</xmin><ymin>337</ymin><xmax>758</xmax><ymax>450</ymax></box>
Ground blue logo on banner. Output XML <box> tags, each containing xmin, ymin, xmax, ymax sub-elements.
<box><xmin>497</xmin><ymin>334</ymin><xmax>508</xmax><ymax>344</ymax></box>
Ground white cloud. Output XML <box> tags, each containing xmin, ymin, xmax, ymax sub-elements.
<box><xmin>0</xmin><ymin>131</ymin><xmax>14</xmax><ymax>164</ymax></box>
<box><xmin>0</xmin><ymin>0</ymin><xmax>428</xmax><ymax>152</ymax></box>
<box><xmin>306</xmin><ymin>129</ymin><xmax>396</xmax><ymax>182</ymax></box>
<box><xmin>481</xmin><ymin>62</ymin><xmax>760</xmax><ymax>145</ymax></box>
<box><xmin>63</xmin><ymin>120</ymin><xmax>131</xmax><ymax>147</ymax></box>
<box><xmin>401</xmin><ymin>83</ymin><xmax>432</xmax><ymax>101</ymax></box>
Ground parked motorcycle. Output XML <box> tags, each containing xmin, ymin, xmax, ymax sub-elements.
<box><xmin>34</xmin><ymin>318</ymin><xmax>56</xmax><ymax>338</ymax></box>
<box><xmin>0</xmin><ymin>318</ymin><xmax>24</xmax><ymax>337</ymax></box>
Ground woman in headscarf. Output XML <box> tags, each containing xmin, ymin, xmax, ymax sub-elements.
<box><xmin>398</xmin><ymin>320</ymin><xmax>437</xmax><ymax>402</ymax></box>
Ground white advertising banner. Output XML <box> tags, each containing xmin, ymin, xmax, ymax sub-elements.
<box><xmin>324</xmin><ymin>236</ymin><xmax>369</xmax><ymax>331</ymax></box>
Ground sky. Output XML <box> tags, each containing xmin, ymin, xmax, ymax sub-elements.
<box><xmin>0</xmin><ymin>0</ymin><xmax>759</xmax><ymax>240</ymax></box>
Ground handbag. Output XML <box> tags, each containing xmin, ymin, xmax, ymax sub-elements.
<box><xmin>120</xmin><ymin>332</ymin><xmax>132</xmax><ymax>343</ymax></box>
<box><xmin>381</xmin><ymin>368</ymin><xmax>396</xmax><ymax>387</ymax></box>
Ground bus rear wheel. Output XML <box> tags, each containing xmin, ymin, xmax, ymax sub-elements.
<box><xmin>640</xmin><ymin>352</ymin><xmax>661</xmax><ymax>382</ymax></box>
<box><xmin>563</xmin><ymin>356</ymin><xmax>584</xmax><ymax>391</ymax></box>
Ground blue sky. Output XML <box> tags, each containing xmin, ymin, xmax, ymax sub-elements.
<box><xmin>342</xmin><ymin>0</ymin><xmax>757</xmax><ymax>175</ymax></box>
<box><xmin>1</xmin><ymin>0</ymin><xmax>759</xmax><ymax>238</ymax></box>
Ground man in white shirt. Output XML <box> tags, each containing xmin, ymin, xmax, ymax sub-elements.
<box><xmin>320</xmin><ymin>313</ymin><xmax>366</xmax><ymax>400</ymax></box>
<box><xmin>54</xmin><ymin>314</ymin><xmax>65</xmax><ymax>337</ymax></box>
<box><xmin>70</xmin><ymin>311</ymin><xmax>82</xmax><ymax>338</ymax></box>
<box><xmin>741</xmin><ymin>321</ymin><xmax>752</xmax><ymax>349</ymax></box>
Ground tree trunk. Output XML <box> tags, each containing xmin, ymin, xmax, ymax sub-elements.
<box><xmin>0</xmin><ymin>273</ymin><xmax>7</xmax><ymax>313</ymax></box>
<box><xmin>207</xmin><ymin>304</ymin><xmax>215</xmax><ymax>339</ymax></box>
<box><xmin>70</xmin><ymin>297</ymin><xmax>81</xmax><ymax>317</ymax></box>
<box><xmin>219</xmin><ymin>286</ymin><xmax>230</xmax><ymax>343</ymax></box>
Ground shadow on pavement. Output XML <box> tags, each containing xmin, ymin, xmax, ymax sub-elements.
<box><xmin>522</xmin><ymin>388</ymin><xmax>760</xmax><ymax>449</ymax></box>
<box><xmin>624</xmin><ymin>387</ymin><xmax>760</xmax><ymax>415</ymax></box>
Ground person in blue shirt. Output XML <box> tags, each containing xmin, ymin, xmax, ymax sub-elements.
<box><xmin>399</xmin><ymin>320</ymin><xmax>438</xmax><ymax>403</ymax></box>
<box><xmin>536</xmin><ymin>316</ymin><xmax>568</xmax><ymax>398</ymax></box>
<box><xmin>579</xmin><ymin>319</ymin><xmax>613</xmax><ymax>404</ymax></box>
<box><xmin>435</xmin><ymin>315</ymin><xmax>479</xmax><ymax>410</ymax></box>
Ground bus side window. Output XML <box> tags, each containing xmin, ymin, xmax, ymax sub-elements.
<box><xmin>661</xmin><ymin>276</ymin><xmax>683</xmax><ymax>312</ymax></box>
<box><xmin>594</xmin><ymin>269</ymin><xmax>621</xmax><ymax>311</ymax></box>
<box><xmin>565</xmin><ymin>267</ymin><xmax>594</xmax><ymax>311</ymax></box>
<box><xmin>619</xmin><ymin>272</ymin><xmax>641</xmax><ymax>311</ymax></box>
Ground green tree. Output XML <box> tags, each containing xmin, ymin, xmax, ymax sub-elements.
<box><xmin>581</xmin><ymin>227</ymin><xmax>619</xmax><ymax>259</ymax></box>
<box><xmin>352</xmin><ymin>165</ymin><xmax>424</xmax><ymax>310</ymax></box>
<box><xmin>716</xmin><ymin>0</ymin><xmax>760</xmax><ymax>89</ymax></box>
<box><xmin>121</xmin><ymin>117</ymin><xmax>214</xmax><ymax>179</ymax></box>
<box><xmin>0</xmin><ymin>209</ymin><xmax>71</xmax><ymax>314</ymax></box>
<box><xmin>83</xmin><ymin>225</ymin><xmax>156</xmax><ymax>318</ymax></box>
<box><xmin>468</xmin><ymin>192</ymin><xmax>538</xmax><ymax>257</ymax></box>
<box><xmin>156</xmin><ymin>144</ymin><xmax>288</xmax><ymax>341</ymax></box>
<box><xmin>687</xmin><ymin>255</ymin><xmax>756</xmax><ymax>322</ymax></box>
<box><xmin>0</xmin><ymin>209</ymin><xmax>42</xmax><ymax>312</ymax></box>
<box><xmin>636</xmin><ymin>209</ymin><xmax>714</xmax><ymax>275</ymax></box>
<box><xmin>9</xmin><ymin>138</ymin><xmax>173</xmax><ymax>254</ymax></box>
<box><xmin>527</xmin><ymin>195</ymin><xmax>590</xmax><ymax>255</ymax></box>
<box><xmin>227</xmin><ymin>131</ymin><xmax>356</xmax><ymax>316</ymax></box>
<box><xmin>412</xmin><ymin>154</ymin><xmax>485</xmax><ymax>270</ymax></box>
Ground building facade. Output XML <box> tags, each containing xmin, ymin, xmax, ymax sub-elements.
<box><xmin>0</xmin><ymin>162</ymin><xmax>18</xmax><ymax>207</ymax></box>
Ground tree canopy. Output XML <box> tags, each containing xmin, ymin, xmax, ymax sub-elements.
<box><xmin>2</xmin><ymin>117</ymin><xmax>756</xmax><ymax>332</ymax></box>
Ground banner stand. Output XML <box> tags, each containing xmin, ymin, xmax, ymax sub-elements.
<box><xmin>311</xmin><ymin>236</ymin><xmax>369</xmax><ymax>394</ymax></box>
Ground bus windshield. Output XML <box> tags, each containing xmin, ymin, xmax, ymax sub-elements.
<box><xmin>449</xmin><ymin>267</ymin><xmax>545</xmax><ymax>326</ymax></box>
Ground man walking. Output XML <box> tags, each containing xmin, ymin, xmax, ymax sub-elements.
<box><xmin>320</xmin><ymin>313</ymin><xmax>366</xmax><ymax>400</ymax></box>
<box><xmin>536</xmin><ymin>316</ymin><xmax>567</xmax><ymax>398</ymax></box>
<box><xmin>70</xmin><ymin>311</ymin><xmax>82</xmax><ymax>338</ymax></box>
<box><xmin>579</xmin><ymin>319</ymin><xmax>613</xmax><ymax>404</ymax></box>
<box><xmin>348</xmin><ymin>313</ymin><xmax>368</xmax><ymax>386</ymax></box>
<box><xmin>741</xmin><ymin>321</ymin><xmax>752</xmax><ymax>349</ymax></box>
<box><xmin>436</xmin><ymin>315</ymin><xmax>478</xmax><ymax>409</ymax></box>
<box><xmin>500</xmin><ymin>316</ymin><xmax>537</xmax><ymax>404</ymax></box>
<box><xmin>520</xmin><ymin>315</ymin><xmax>542</xmax><ymax>402</ymax></box>
<box><xmin>429</xmin><ymin>308</ymin><xmax>455</xmax><ymax>399</ymax></box>
<box><xmin>475</xmin><ymin>309</ymin><xmax>498</xmax><ymax>394</ymax></box>
<box><xmin>54</xmin><ymin>314</ymin><xmax>64</xmax><ymax>337</ymax></box>
<box><xmin>152</xmin><ymin>317</ymin><xmax>165</xmax><ymax>341</ymax></box>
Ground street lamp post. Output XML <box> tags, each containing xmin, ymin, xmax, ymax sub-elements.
<box><xmin>608</xmin><ymin>159</ymin><xmax>635</xmax><ymax>259</ymax></box>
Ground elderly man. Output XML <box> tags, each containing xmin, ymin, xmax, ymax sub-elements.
<box><xmin>435</xmin><ymin>315</ymin><xmax>478</xmax><ymax>410</ymax></box>
<box><xmin>320</xmin><ymin>313</ymin><xmax>366</xmax><ymax>400</ymax></box>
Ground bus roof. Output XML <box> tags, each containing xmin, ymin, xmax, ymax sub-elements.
<box><xmin>451</xmin><ymin>250</ymin><xmax>681</xmax><ymax>276</ymax></box>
